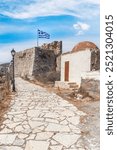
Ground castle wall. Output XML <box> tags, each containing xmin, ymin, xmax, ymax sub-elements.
<box><xmin>14</xmin><ymin>41</ymin><xmax>62</xmax><ymax>82</ymax></box>
<box><xmin>40</xmin><ymin>41</ymin><xmax>62</xmax><ymax>56</ymax></box>
<box><xmin>33</xmin><ymin>48</ymin><xmax>56</xmax><ymax>76</ymax></box>
<box><xmin>14</xmin><ymin>48</ymin><xmax>35</xmax><ymax>78</ymax></box>
<box><xmin>40</xmin><ymin>41</ymin><xmax>62</xmax><ymax>73</ymax></box>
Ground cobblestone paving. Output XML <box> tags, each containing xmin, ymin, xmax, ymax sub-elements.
<box><xmin>0</xmin><ymin>78</ymin><xmax>86</xmax><ymax>150</ymax></box>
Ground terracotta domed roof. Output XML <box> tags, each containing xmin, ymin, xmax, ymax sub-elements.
<box><xmin>72</xmin><ymin>41</ymin><xmax>99</xmax><ymax>52</ymax></box>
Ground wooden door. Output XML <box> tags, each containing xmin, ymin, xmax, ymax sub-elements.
<box><xmin>64</xmin><ymin>61</ymin><xmax>69</xmax><ymax>81</ymax></box>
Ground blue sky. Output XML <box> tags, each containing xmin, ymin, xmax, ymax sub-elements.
<box><xmin>0</xmin><ymin>0</ymin><xmax>100</xmax><ymax>63</ymax></box>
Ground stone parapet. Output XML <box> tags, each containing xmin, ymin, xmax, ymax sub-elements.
<box><xmin>40</xmin><ymin>41</ymin><xmax>62</xmax><ymax>56</ymax></box>
<box><xmin>81</xmin><ymin>71</ymin><xmax>100</xmax><ymax>80</ymax></box>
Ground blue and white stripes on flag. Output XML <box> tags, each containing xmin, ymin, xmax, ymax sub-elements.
<box><xmin>38</xmin><ymin>29</ymin><xmax>50</xmax><ymax>39</ymax></box>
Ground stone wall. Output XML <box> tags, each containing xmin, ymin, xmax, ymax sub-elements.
<box><xmin>33</xmin><ymin>48</ymin><xmax>56</xmax><ymax>75</ymax></box>
<box><xmin>40</xmin><ymin>41</ymin><xmax>62</xmax><ymax>73</ymax></box>
<box><xmin>0</xmin><ymin>64</ymin><xmax>10</xmax><ymax>101</ymax></box>
<box><xmin>32</xmin><ymin>48</ymin><xmax>59</xmax><ymax>82</ymax></box>
<box><xmin>56</xmin><ymin>55</ymin><xmax>61</xmax><ymax>72</ymax></box>
<box><xmin>0</xmin><ymin>63</ymin><xmax>9</xmax><ymax>76</ymax></box>
<box><xmin>40</xmin><ymin>41</ymin><xmax>62</xmax><ymax>56</ymax></box>
<box><xmin>0</xmin><ymin>73</ymin><xmax>10</xmax><ymax>101</ymax></box>
<box><xmin>91</xmin><ymin>49</ymin><xmax>100</xmax><ymax>71</ymax></box>
<box><xmin>14</xmin><ymin>48</ymin><xmax>35</xmax><ymax>78</ymax></box>
<box><xmin>79</xmin><ymin>71</ymin><xmax>100</xmax><ymax>100</ymax></box>
<box><xmin>14</xmin><ymin>41</ymin><xmax>62</xmax><ymax>82</ymax></box>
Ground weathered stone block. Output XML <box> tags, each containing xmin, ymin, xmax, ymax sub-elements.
<box><xmin>79</xmin><ymin>78</ymin><xmax>100</xmax><ymax>100</ymax></box>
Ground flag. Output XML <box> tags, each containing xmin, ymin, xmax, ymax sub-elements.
<box><xmin>38</xmin><ymin>29</ymin><xmax>50</xmax><ymax>39</ymax></box>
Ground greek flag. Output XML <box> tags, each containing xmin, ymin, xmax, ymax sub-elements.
<box><xmin>38</xmin><ymin>29</ymin><xmax>50</xmax><ymax>39</ymax></box>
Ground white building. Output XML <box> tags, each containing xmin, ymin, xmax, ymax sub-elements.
<box><xmin>55</xmin><ymin>41</ymin><xmax>100</xmax><ymax>89</ymax></box>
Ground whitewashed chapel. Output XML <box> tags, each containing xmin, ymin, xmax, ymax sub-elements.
<box><xmin>55</xmin><ymin>41</ymin><xmax>100</xmax><ymax>88</ymax></box>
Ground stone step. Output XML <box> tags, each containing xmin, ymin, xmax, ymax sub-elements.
<box><xmin>68</xmin><ymin>82</ymin><xmax>76</xmax><ymax>85</ymax></box>
<box><xmin>69</xmin><ymin>85</ymin><xmax>79</xmax><ymax>88</ymax></box>
<box><xmin>68</xmin><ymin>82</ymin><xmax>79</xmax><ymax>89</ymax></box>
<box><xmin>55</xmin><ymin>81</ymin><xmax>79</xmax><ymax>90</ymax></box>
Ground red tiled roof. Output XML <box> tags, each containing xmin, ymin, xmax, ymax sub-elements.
<box><xmin>72</xmin><ymin>41</ymin><xmax>99</xmax><ymax>52</ymax></box>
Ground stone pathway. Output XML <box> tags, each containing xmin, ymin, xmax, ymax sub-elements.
<box><xmin>0</xmin><ymin>78</ymin><xmax>86</xmax><ymax>150</ymax></box>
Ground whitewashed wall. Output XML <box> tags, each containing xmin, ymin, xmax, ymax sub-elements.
<box><xmin>61</xmin><ymin>49</ymin><xmax>91</xmax><ymax>84</ymax></box>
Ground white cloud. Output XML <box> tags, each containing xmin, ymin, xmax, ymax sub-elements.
<box><xmin>73</xmin><ymin>22</ymin><xmax>90</xmax><ymax>30</ymax></box>
<box><xmin>73</xmin><ymin>22</ymin><xmax>90</xmax><ymax>35</ymax></box>
<box><xmin>84</xmin><ymin>0</ymin><xmax>99</xmax><ymax>4</ymax></box>
<box><xmin>0</xmin><ymin>50</ymin><xmax>12</xmax><ymax>63</ymax></box>
<box><xmin>0</xmin><ymin>0</ymin><xmax>99</xmax><ymax>19</ymax></box>
<box><xmin>0</xmin><ymin>24</ymin><xmax>28</xmax><ymax>35</ymax></box>
<box><xmin>0</xmin><ymin>40</ymin><xmax>36</xmax><ymax>63</ymax></box>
